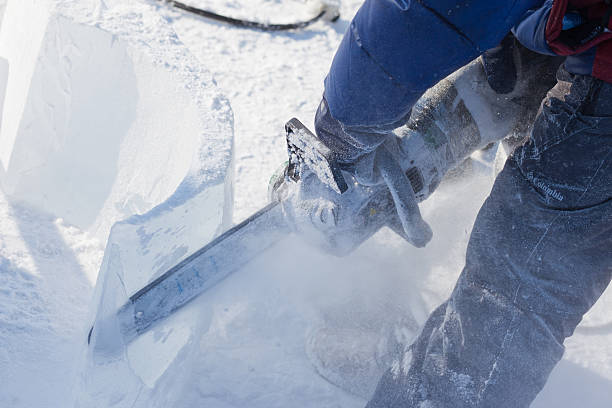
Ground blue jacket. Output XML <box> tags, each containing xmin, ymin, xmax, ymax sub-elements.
<box><xmin>324</xmin><ymin>0</ymin><xmax>545</xmax><ymax>147</ymax></box>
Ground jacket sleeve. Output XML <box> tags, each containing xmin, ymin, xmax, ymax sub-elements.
<box><xmin>324</xmin><ymin>0</ymin><xmax>545</xmax><ymax>149</ymax></box>
<box><xmin>512</xmin><ymin>0</ymin><xmax>557</xmax><ymax>56</ymax></box>
<box><xmin>512</xmin><ymin>0</ymin><xmax>597</xmax><ymax>76</ymax></box>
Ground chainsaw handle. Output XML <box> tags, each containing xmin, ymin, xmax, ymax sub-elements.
<box><xmin>282</xmin><ymin>118</ymin><xmax>431</xmax><ymax>250</ymax></box>
<box><xmin>376</xmin><ymin>147</ymin><xmax>432</xmax><ymax>248</ymax></box>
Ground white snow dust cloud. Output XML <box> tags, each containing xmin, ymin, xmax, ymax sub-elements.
<box><xmin>160</xmin><ymin>171</ymin><xmax>499</xmax><ymax>408</ymax></box>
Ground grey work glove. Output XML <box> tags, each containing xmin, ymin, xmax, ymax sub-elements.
<box><xmin>481</xmin><ymin>33</ymin><xmax>518</xmax><ymax>95</ymax></box>
<box><xmin>315</xmin><ymin>98</ymin><xmax>434</xmax><ymax>248</ymax></box>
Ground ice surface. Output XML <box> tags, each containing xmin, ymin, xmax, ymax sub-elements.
<box><xmin>0</xmin><ymin>0</ymin><xmax>233</xmax><ymax>406</ymax></box>
<box><xmin>0</xmin><ymin>1</ymin><xmax>7</xmax><ymax>23</ymax></box>
<box><xmin>79</xmin><ymin>180</ymin><xmax>233</xmax><ymax>407</ymax></box>
<box><xmin>43</xmin><ymin>1</ymin><xmax>235</xmax><ymax>407</ymax></box>
<box><xmin>0</xmin><ymin>0</ymin><xmax>233</xmax><ymax>243</ymax></box>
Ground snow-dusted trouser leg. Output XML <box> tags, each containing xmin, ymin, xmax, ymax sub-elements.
<box><xmin>366</xmin><ymin>67</ymin><xmax>612</xmax><ymax>408</ymax></box>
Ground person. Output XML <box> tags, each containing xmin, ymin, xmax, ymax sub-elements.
<box><xmin>283</xmin><ymin>1</ymin><xmax>612</xmax><ymax>406</ymax></box>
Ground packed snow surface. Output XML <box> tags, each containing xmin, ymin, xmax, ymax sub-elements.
<box><xmin>0</xmin><ymin>1</ymin><xmax>611</xmax><ymax>407</ymax></box>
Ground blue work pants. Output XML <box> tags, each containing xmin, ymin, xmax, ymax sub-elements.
<box><xmin>367</xmin><ymin>68</ymin><xmax>612</xmax><ymax>408</ymax></box>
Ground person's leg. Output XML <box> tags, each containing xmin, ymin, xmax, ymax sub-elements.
<box><xmin>367</xmin><ymin>69</ymin><xmax>612</xmax><ymax>408</ymax></box>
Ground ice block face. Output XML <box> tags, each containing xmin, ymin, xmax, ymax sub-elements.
<box><xmin>82</xmin><ymin>175</ymin><xmax>233</xmax><ymax>407</ymax></box>
<box><xmin>0</xmin><ymin>1</ymin><xmax>233</xmax><ymax>406</ymax></box>
<box><xmin>0</xmin><ymin>0</ymin><xmax>234</xmax><ymax>243</ymax></box>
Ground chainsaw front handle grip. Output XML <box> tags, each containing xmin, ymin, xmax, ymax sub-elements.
<box><xmin>376</xmin><ymin>147</ymin><xmax>433</xmax><ymax>248</ymax></box>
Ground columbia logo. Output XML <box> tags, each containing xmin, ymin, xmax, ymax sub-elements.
<box><xmin>526</xmin><ymin>173</ymin><xmax>565</xmax><ymax>202</ymax></box>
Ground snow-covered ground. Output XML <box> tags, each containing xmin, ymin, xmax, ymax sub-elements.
<box><xmin>0</xmin><ymin>1</ymin><xmax>611</xmax><ymax>407</ymax></box>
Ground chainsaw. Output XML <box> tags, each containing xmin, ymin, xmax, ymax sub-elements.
<box><xmin>88</xmin><ymin>118</ymin><xmax>426</xmax><ymax>346</ymax></box>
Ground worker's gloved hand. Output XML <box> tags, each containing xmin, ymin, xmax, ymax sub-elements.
<box><xmin>314</xmin><ymin>98</ymin><xmax>434</xmax><ymax>248</ymax></box>
<box><xmin>482</xmin><ymin>33</ymin><xmax>518</xmax><ymax>94</ymax></box>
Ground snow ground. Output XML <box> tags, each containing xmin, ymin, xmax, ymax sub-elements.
<box><xmin>0</xmin><ymin>190</ymin><xmax>103</xmax><ymax>407</ymax></box>
<box><xmin>0</xmin><ymin>0</ymin><xmax>611</xmax><ymax>407</ymax></box>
